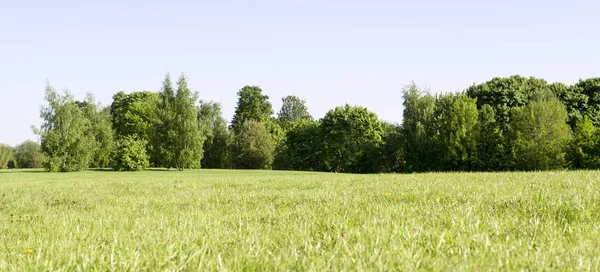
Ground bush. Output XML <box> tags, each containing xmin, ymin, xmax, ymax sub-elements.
<box><xmin>231</xmin><ymin>120</ymin><xmax>275</xmax><ymax>169</ymax></box>
<box><xmin>111</xmin><ymin>137</ymin><xmax>150</xmax><ymax>171</ymax></box>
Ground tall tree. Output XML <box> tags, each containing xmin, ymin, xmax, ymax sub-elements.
<box><xmin>475</xmin><ymin>105</ymin><xmax>506</xmax><ymax>171</ymax></box>
<box><xmin>433</xmin><ymin>93</ymin><xmax>479</xmax><ymax>171</ymax></box>
<box><xmin>231</xmin><ymin>120</ymin><xmax>275</xmax><ymax>169</ymax></box>
<box><xmin>14</xmin><ymin>140</ymin><xmax>43</xmax><ymax>168</ymax></box>
<box><xmin>401</xmin><ymin>83</ymin><xmax>437</xmax><ymax>172</ymax></box>
<box><xmin>231</xmin><ymin>86</ymin><xmax>273</xmax><ymax>134</ymax></box>
<box><xmin>319</xmin><ymin>104</ymin><xmax>384</xmax><ymax>173</ymax></box>
<box><xmin>155</xmin><ymin>74</ymin><xmax>205</xmax><ymax>170</ymax></box>
<box><xmin>277</xmin><ymin>95</ymin><xmax>312</xmax><ymax>131</ymax></box>
<box><xmin>78</xmin><ymin>95</ymin><xmax>114</xmax><ymax>168</ymax></box>
<box><xmin>110</xmin><ymin>91</ymin><xmax>160</xmax><ymax>164</ymax></box>
<box><xmin>508</xmin><ymin>92</ymin><xmax>572</xmax><ymax>170</ymax></box>
<box><xmin>35</xmin><ymin>84</ymin><xmax>96</xmax><ymax>172</ymax></box>
<box><xmin>198</xmin><ymin>101</ymin><xmax>231</xmax><ymax>169</ymax></box>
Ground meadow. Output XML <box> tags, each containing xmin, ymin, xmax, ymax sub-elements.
<box><xmin>1</xmin><ymin>169</ymin><xmax>599</xmax><ymax>271</ymax></box>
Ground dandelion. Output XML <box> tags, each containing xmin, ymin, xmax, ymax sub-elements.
<box><xmin>191</xmin><ymin>185</ymin><xmax>196</xmax><ymax>189</ymax></box>
<box><xmin>385</xmin><ymin>192</ymin><xmax>392</xmax><ymax>197</ymax></box>
<box><xmin>22</xmin><ymin>249</ymin><xmax>33</xmax><ymax>254</ymax></box>
<box><xmin>436</xmin><ymin>197</ymin><xmax>441</xmax><ymax>203</ymax></box>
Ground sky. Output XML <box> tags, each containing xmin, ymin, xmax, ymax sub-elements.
<box><xmin>1</xmin><ymin>0</ymin><xmax>599</xmax><ymax>146</ymax></box>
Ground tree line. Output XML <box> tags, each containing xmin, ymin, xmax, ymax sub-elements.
<box><xmin>1</xmin><ymin>74</ymin><xmax>600</xmax><ymax>173</ymax></box>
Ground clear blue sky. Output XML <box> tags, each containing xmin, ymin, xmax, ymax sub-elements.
<box><xmin>1</xmin><ymin>0</ymin><xmax>598</xmax><ymax>146</ymax></box>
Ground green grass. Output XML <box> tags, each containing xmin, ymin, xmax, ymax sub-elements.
<box><xmin>1</xmin><ymin>169</ymin><xmax>600</xmax><ymax>271</ymax></box>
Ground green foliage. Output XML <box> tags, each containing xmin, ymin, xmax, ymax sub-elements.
<box><xmin>475</xmin><ymin>105</ymin><xmax>506</xmax><ymax>171</ymax></box>
<box><xmin>568</xmin><ymin>116</ymin><xmax>600</xmax><ymax>169</ymax></box>
<box><xmin>319</xmin><ymin>104</ymin><xmax>384</xmax><ymax>173</ymax></box>
<box><xmin>277</xmin><ymin>120</ymin><xmax>324</xmax><ymax>171</ymax></box>
<box><xmin>401</xmin><ymin>83</ymin><xmax>437</xmax><ymax>172</ymax></box>
<box><xmin>231</xmin><ymin>86</ymin><xmax>274</xmax><ymax>134</ymax></box>
<box><xmin>466</xmin><ymin>75</ymin><xmax>549</xmax><ymax>132</ymax></box>
<box><xmin>36</xmin><ymin>85</ymin><xmax>97</xmax><ymax>172</ymax></box>
<box><xmin>14</xmin><ymin>141</ymin><xmax>43</xmax><ymax>168</ymax></box>
<box><xmin>231</xmin><ymin>120</ymin><xmax>275</xmax><ymax>169</ymax></box>
<box><xmin>277</xmin><ymin>95</ymin><xmax>312</xmax><ymax>131</ymax></box>
<box><xmin>198</xmin><ymin>101</ymin><xmax>232</xmax><ymax>169</ymax></box>
<box><xmin>110</xmin><ymin>91</ymin><xmax>159</xmax><ymax>164</ymax></box>
<box><xmin>155</xmin><ymin>74</ymin><xmax>205</xmax><ymax>170</ymax></box>
<box><xmin>0</xmin><ymin>144</ymin><xmax>16</xmax><ymax>169</ymax></box>
<box><xmin>111</xmin><ymin>136</ymin><xmax>150</xmax><ymax>171</ymax></box>
<box><xmin>571</xmin><ymin>78</ymin><xmax>600</xmax><ymax>126</ymax></box>
<box><xmin>433</xmin><ymin>93</ymin><xmax>479</xmax><ymax>171</ymax></box>
<box><xmin>78</xmin><ymin>96</ymin><xmax>114</xmax><ymax>168</ymax></box>
<box><xmin>508</xmin><ymin>93</ymin><xmax>572</xmax><ymax>170</ymax></box>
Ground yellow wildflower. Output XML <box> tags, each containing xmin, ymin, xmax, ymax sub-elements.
<box><xmin>385</xmin><ymin>192</ymin><xmax>392</xmax><ymax>197</ymax></box>
<box><xmin>22</xmin><ymin>249</ymin><xmax>33</xmax><ymax>254</ymax></box>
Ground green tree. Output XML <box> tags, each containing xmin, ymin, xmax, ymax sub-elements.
<box><xmin>433</xmin><ymin>93</ymin><xmax>479</xmax><ymax>171</ymax></box>
<box><xmin>111</xmin><ymin>136</ymin><xmax>150</xmax><ymax>171</ymax></box>
<box><xmin>276</xmin><ymin>95</ymin><xmax>312</xmax><ymax>131</ymax></box>
<box><xmin>278</xmin><ymin>120</ymin><xmax>324</xmax><ymax>171</ymax></box>
<box><xmin>466</xmin><ymin>75</ymin><xmax>549</xmax><ymax>132</ymax></box>
<box><xmin>550</xmin><ymin>82</ymin><xmax>587</xmax><ymax>128</ymax></box>
<box><xmin>35</xmin><ymin>84</ymin><xmax>96</xmax><ymax>172</ymax></box>
<box><xmin>401</xmin><ymin>83</ymin><xmax>437</xmax><ymax>172</ymax></box>
<box><xmin>231</xmin><ymin>86</ymin><xmax>273</xmax><ymax>134</ymax></box>
<box><xmin>364</xmin><ymin>122</ymin><xmax>405</xmax><ymax>173</ymax></box>
<box><xmin>198</xmin><ymin>101</ymin><xmax>231</xmax><ymax>169</ymax></box>
<box><xmin>155</xmin><ymin>74</ymin><xmax>206</xmax><ymax>170</ymax></box>
<box><xmin>508</xmin><ymin>93</ymin><xmax>572</xmax><ymax>170</ymax></box>
<box><xmin>78</xmin><ymin>95</ymin><xmax>114</xmax><ymax>168</ymax></box>
<box><xmin>571</xmin><ymin>78</ymin><xmax>600</xmax><ymax>126</ymax></box>
<box><xmin>110</xmin><ymin>91</ymin><xmax>160</xmax><ymax>164</ymax></box>
<box><xmin>568</xmin><ymin>116</ymin><xmax>600</xmax><ymax>169</ymax></box>
<box><xmin>475</xmin><ymin>105</ymin><xmax>506</xmax><ymax>171</ymax></box>
<box><xmin>0</xmin><ymin>144</ymin><xmax>16</xmax><ymax>169</ymax></box>
<box><xmin>231</xmin><ymin>120</ymin><xmax>275</xmax><ymax>169</ymax></box>
<box><xmin>14</xmin><ymin>141</ymin><xmax>43</xmax><ymax>168</ymax></box>
<box><xmin>319</xmin><ymin>104</ymin><xmax>384</xmax><ymax>173</ymax></box>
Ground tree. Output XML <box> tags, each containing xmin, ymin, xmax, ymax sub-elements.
<box><xmin>0</xmin><ymin>144</ymin><xmax>16</xmax><ymax>169</ymax></box>
<box><xmin>231</xmin><ymin>86</ymin><xmax>273</xmax><ymax>134</ymax></box>
<box><xmin>198</xmin><ymin>101</ymin><xmax>232</xmax><ymax>169</ymax></box>
<box><xmin>319</xmin><ymin>104</ymin><xmax>384</xmax><ymax>173</ymax></box>
<box><xmin>277</xmin><ymin>95</ymin><xmax>312</xmax><ymax>131</ymax></box>
<box><xmin>364</xmin><ymin>122</ymin><xmax>405</xmax><ymax>173</ymax></box>
<box><xmin>568</xmin><ymin>116</ymin><xmax>600</xmax><ymax>169</ymax></box>
<box><xmin>35</xmin><ymin>84</ymin><xmax>96</xmax><ymax>172</ymax></box>
<box><xmin>110</xmin><ymin>91</ymin><xmax>160</xmax><ymax>164</ymax></box>
<box><xmin>111</xmin><ymin>136</ymin><xmax>150</xmax><ymax>171</ymax></box>
<box><xmin>466</xmin><ymin>75</ymin><xmax>549</xmax><ymax>132</ymax></box>
<box><xmin>78</xmin><ymin>95</ymin><xmax>114</xmax><ymax>168</ymax></box>
<box><xmin>508</xmin><ymin>92</ymin><xmax>572</xmax><ymax>170</ymax></box>
<box><xmin>14</xmin><ymin>141</ymin><xmax>43</xmax><ymax>168</ymax></box>
<box><xmin>155</xmin><ymin>74</ymin><xmax>205</xmax><ymax>170</ymax></box>
<box><xmin>278</xmin><ymin>120</ymin><xmax>324</xmax><ymax>171</ymax></box>
<box><xmin>550</xmin><ymin>82</ymin><xmax>587</xmax><ymax>128</ymax></box>
<box><xmin>231</xmin><ymin>120</ymin><xmax>275</xmax><ymax>169</ymax></box>
<box><xmin>571</xmin><ymin>78</ymin><xmax>600</xmax><ymax>126</ymax></box>
<box><xmin>475</xmin><ymin>105</ymin><xmax>506</xmax><ymax>171</ymax></box>
<box><xmin>401</xmin><ymin>83</ymin><xmax>437</xmax><ymax>172</ymax></box>
<box><xmin>433</xmin><ymin>93</ymin><xmax>479</xmax><ymax>171</ymax></box>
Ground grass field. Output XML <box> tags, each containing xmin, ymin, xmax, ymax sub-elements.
<box><xmin>1</xmin><ymin>169</ymin><xmax>599</xmax><ymax>271</ymax></box>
